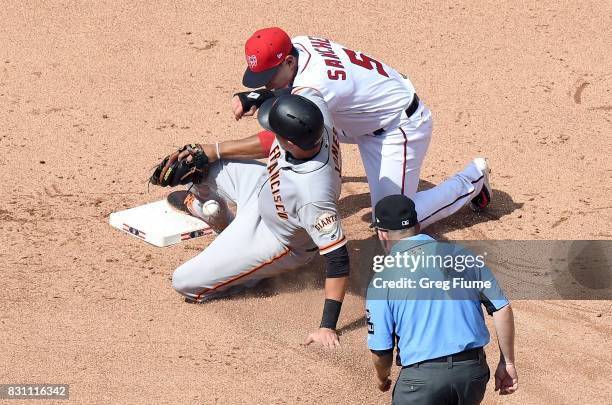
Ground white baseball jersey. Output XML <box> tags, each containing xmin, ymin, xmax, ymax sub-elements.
<box><xmin>286</xmin><ymin>35</ymin><xmax>487</xmax><ymax>233</ymax></box>
<box><xmin>291</xmin><ymin>35</ymin><xmax>416</xmax><ymax>137</ymax></box>
<box><xmin>257</xmin><ymin>125</ymin><xmax>346</xmax><ymax>255</ymax></box>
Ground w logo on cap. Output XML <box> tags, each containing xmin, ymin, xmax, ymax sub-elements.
<box><xmin>247</xmin><ymin>55</ymin><xmax>257</xmax><ymax>69</ymax></box>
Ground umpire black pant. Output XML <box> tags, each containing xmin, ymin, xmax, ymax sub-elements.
<box><xmin>392</xmin><ymin>348</ymin><xmax>490</xmax><ymax>405</ymax></box>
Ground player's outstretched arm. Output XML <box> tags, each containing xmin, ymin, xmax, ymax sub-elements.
<box><xmin>201</xmin><ymin>132</ymin><xmax>272</xmax><ymax>162</ymax></box>
<box><xmin>303</xmin><ymin>245</ymin><xmax>350</xmax><ymax>349</ymax></box>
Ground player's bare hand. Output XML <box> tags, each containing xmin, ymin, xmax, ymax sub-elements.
<box><xmin>231</xmin><ymin>95</ymin><xmax>257</xmax><ymax>120</ymax></box>
<box><xmin>302</xmin><ymin>328</ymin><xmax>340</xmax><ymax>349</ymax></box>
<box><xmin>376</xmin><ymin>376</ymin><xmax>392</xmax><ymax>392</ymax></box>
<box><xmin>494</xmin><ymin>361</ymin><xmax>518</xmax><ymax>395</ymax></box>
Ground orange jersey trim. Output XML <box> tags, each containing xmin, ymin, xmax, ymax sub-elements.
<box><xmin>319</xmin><ymin>235</ymin><xmax>347</xmax><ymax>255</ymax></box>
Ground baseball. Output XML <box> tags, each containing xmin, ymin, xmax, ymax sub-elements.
<box><xmin>201</xmin><ymin>200</ymin><xmax>221</xmax><ymax>216</ymax></box>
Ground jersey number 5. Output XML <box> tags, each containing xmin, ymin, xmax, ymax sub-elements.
<box><xmin>342</xmin><ymin>48</ymin><xmax>389</xmax><ymax>77</ymax></box>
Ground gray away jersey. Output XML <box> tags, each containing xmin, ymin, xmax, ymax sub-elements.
<box><xmin>257</xmin><ymin>127</ymin><xmax>346</xmax><ymax>255</ymax></box>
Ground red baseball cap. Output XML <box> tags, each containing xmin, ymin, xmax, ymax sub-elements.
<box><xmin>242</xmin><ymin>27</ymin><xmax>293</xmax><ymax>88</ymax></box>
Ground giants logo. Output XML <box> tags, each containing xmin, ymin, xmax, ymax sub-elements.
<box><xmin>267</xmin><ymin>145</ymin><xmax>288</xmax><ymax>220</ymax></box>
<box><xmin>314</xmin><ymin>211</ymin><xmax>338</xmax><ymax>235</ymax></box>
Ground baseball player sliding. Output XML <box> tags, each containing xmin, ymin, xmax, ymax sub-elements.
<box><xmin>151</xmin><ymin>94</ymin><xmax>350</xmax><ymax>347</ymax></box>
<box><xmin>232</xmin><ymin>28</ymin><xmax>492</xmax><ymax>231</ymax></box>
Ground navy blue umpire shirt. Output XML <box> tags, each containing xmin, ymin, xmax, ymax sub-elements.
<box><xmin>366</xmin><ymin>234</ymin><xmax>509</xmax><ymax>366</ymax></box>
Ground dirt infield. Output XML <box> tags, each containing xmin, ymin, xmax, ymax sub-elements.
<box><xmin>1</xmin><ymin>1</ymin><xmax>611</xmax><ymax>404</ymax></box>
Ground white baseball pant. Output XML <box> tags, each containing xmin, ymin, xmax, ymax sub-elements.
<box><xmin>171</xmin><ymin>159</ymin><xmax>316</xmax><ymax>302</ymax></box>
<box><xmin>355</xmin><ymin>101</ymin><xmax>486</xmax><ymax>228</ymax></box>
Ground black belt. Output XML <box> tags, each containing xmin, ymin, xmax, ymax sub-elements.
<box><xmin>405</xmin><ymin>347</ymin><xmax>482</xmax><ymax>368</ymax></box>
<box><xmin>373</xmin><ymin>94</ymin><xmax>420</xmax><ymax>136</ymax></box>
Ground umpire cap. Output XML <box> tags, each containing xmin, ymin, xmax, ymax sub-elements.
<box><xmin>371</xmin><ymin>194</ymin><xmax>419</xmax><ymax>230</ymax></box>
<box><xmin>258</xmin><ymin>94</ymin><xmax>324</xmax><ymax>150</ymax></box>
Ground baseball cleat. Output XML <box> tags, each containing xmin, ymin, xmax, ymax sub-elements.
<box><xmin>167</xmin><ymin>190</ymin><xmax>197</xmax><ymax>215</ymax></box>
<box><xmin>470</xmin><ymin>158</ymin><xmax>492</xmax><ymax>212</ymax></box>
<box><xmin>167</xmin><ymin>190</ymin><xmax>231</xmax><ymax>234</ymax></box>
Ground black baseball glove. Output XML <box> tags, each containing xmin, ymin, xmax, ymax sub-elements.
<box><xmin>149</xmin><ymin>144</ymin><xmax>209</xmax><ymax>187</ymax></box>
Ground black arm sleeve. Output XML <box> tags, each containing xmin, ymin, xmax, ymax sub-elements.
<box><xmin>323</xmin><ymin>245</ymin><xmax>350</xmax><ymax>278</ymax></box>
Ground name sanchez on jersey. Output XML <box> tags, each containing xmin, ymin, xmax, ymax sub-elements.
<box><xmin>307</xmin><ymin>36</ymin><xmax>347</xmax><ymax>81</ymax></box>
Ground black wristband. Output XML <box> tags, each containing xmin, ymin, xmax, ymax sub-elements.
<box><xmin>234</xmin><ymin>89</ymin><xmax>275</xmax><ymax>111</ymax></box>
<box><xmin>320</xmin><ymin>298</ymin><xmax>342</xmax><ymax>330</ymax></box>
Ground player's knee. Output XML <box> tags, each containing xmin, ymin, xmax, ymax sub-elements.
<box><xmin>172</xmin><ymin>263</ymin><xmax>218</xmax><ymax>301</ymax></box>
<box><xmin>171</xmin><ymin>265</ymin><xmax>195</xmax><ymax>296</ymax></box>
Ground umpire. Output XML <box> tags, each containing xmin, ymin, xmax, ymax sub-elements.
<box><xmin>366</xmin><ymin>195</ymin><xmax>518</xmax><ymax>404</ymax></box>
